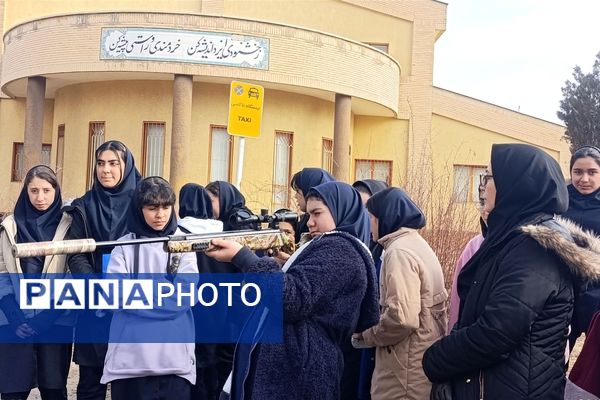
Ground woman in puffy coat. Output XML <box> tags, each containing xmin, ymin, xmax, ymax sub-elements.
<box><xmin>423</xmin><ymin>143</ymin><xmax>600</xmax><ymax>400</ymax></box>
<box><xmin>207</xmin><ymin>181</ymin><xmax>379</xmax><ymax>400</ymax></box>
<box><xmin>354</xmin><ymin>187</ymin><xmax>447</xmax><ymax>400</ymax></box>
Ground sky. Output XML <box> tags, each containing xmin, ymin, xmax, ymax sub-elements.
<box><xmin>433</xmin><ymin>0</ymin><xmax>600</xmax><ymax>125</ymax></box>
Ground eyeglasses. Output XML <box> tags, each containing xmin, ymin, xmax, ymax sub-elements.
<box><xmin>480</xmin><ymin>173</ymin><xmax>494</xmax><ymax>186</ymax></box>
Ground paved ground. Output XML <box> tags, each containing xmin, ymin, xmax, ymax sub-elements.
<box><xmin>27</xmin><ymin>336</ymin><xmax>586</xmax><ymax>399</ymax></box>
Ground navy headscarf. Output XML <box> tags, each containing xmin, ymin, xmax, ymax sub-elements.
<box><xmin>81</xmin><ymin>141</ymin><xmax>141</xmax><ymax>241</ymax></box>
<box><xmin>306</xmin><ymin>181</ymin><xmax>371</xmax><ymax>245</ymax></box>
<box><xmin>127</xmin><ymin>177</ymin><xmax>178</xmax><ymax>238</ymax></box>
<box><xmin>179</xmin><ymin>183</ymin><xmax>213</xmax><ymax>220</ymax></box>
<box><xmin>352</xmin><ymin>179</ymin><xmax>388</xmax><ymax>196</ymax></box>
<box><xmin>293</xmin><ymin>168</ymin><xmax>335</xmax><ymax>194</ymax></box>
<box><xmin>213</xmin><ymin>181</ymin><xmax>247</xmax><ymax>231</ymax></box>
<box><xmin>366</xmin><ymin>187</ymin><xmax>426</xmax><ymax>238</ymax></box>
<box><xmin>14</xmin><ymin>165</ymin><xmax>63</xmax><ymax>274</ymax></box>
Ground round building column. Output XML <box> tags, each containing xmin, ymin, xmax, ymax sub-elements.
<box><xmin>170</xmin><ymin>74</ymin><xmax>193</xmax><ymax>192</ymax></box>
<box><xmin>24</xmin><ymin>76</ymin><xmax>46</xmax><ymax>171</ymax></box>
<box><xmin>333</xmin><ymin>93</ymin><xmax>351</xmax><ymax>182</ymax></box>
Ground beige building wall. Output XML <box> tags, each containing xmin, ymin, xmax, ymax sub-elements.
<box><xmin>0</xmin><ymin>98</ymin><xmax>54</xmax><ymax>208</ymax></box>
<box><xmin>0</xmin><ymin>0</ymin><xmax>570</xmax><ymax>215</ymax></box>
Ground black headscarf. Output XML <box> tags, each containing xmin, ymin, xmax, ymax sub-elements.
<box><xmin>179</xmin><ymin>183</ymin><xmax>213</xmax><ymax>220</ymax></box>
<box><xmin>293</xmin><ymin>168</ymin><xmax>335</xmax><ymax>194</ymax></box>
<box><xmin>307</xmin><ymin>181</ymin><xmax>371</xmax><ymax>245</ymax></box>
<box><xmin>81</xmin><ymin>141</ymin><xmax>141</xmax><ymax>241</ymax></box>
<box><xmin>214</xmin><ymin>181</ymin><xmax>248</xmax><ymax>231</ymax></box>
<box><xmin>563</xmin><ymin>184</ymin><xmax>600</xmax><ymax>235</ymax></box>
<box><xmin>485</xmin><ymin>143</ymin><xmax>568</xmax><ymax>244</ymax></box>
<box><xmin>366</xmin><ymin>187</ymin><xmax>426</xmax><ymax>238</ymax></box>
<box><xmin>14</xmin><ymin>166</ymin><xmax>63</xmax><ymax>274</ymax></box>
<box><xmin>353</xmin><ymin>179</ymin><xmax>388</xmax><ymax>196</ymax></box>
<box><xmin>457</xmin><ymin>144</ymin><xmax>568</xmax><ymax>312</ymax></box>
<box><xmin>127</xmin><ymin>177</ymin><xmax>178</xmax><ymax>238</ymax></box>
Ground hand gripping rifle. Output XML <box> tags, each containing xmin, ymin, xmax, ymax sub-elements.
<box><xmin>12</xmin><ymin>229</ymin><xmax>295</xmax><ymax>259</ymax></box>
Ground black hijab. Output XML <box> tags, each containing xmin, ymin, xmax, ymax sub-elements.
<box><xmin>366</xmin><ymin>187</ymin><xmax>426</xmax><ymax>238</ymax></box>
<box><xmin>179</xmin><ymin>183</ymin><xmax>213</xmax><ymax>219</ymax></box>
<box><xmin>307</xmin><ymin>181</ymin><xmax>371</xmax><ymax>245</ymax></box>
<box><xmin>14</xmin><ymin>166</ymin><xmax>63</xmax><ymax>274</ymax></box>
<box><xmin>353</xmin><ymin>179</ymin><xmax>388</xmax><ymax>196</ymax></box>
<box><xmin>127</xmin><ymin>177</ymin><xmax>178</xmax><ymax>238</ymax></box>
<box><xmin>485</xmin><ymin>143</ymin><xmax>568</xmax><ymax>244</ymax></box>
<box><xmin>564</xmin><ymin>184</ymin><xmax>600</xmax><ymax>235</ymax></box>
<box><xmin>293</xmin><ymin>168</ymin><xmax>335</xmax><ymax>194</ymax></box>
<box><xmin>81</xmin><ymin>141</ymin><xmax>141</xmax><ymax>241</ymax></box>
<box><xmin>214</xmin><ymin>181</ymin><xmax>247</xmax><ymax>231</ymax></box>
<box><xmin>457</xmin><ymin>144</ymin><xmax>568</xmax><ymax>315</ymax></box>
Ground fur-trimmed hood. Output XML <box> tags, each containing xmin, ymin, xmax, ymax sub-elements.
<box><xmin>521</xmin><ymin>216</ymin><xmax>600</xmax><ymax>281</ymax></box>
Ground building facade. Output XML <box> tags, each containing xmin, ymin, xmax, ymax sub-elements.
<box><xmin>0</xmin><ymin>0</ymin><xmax>569</xmax><ymax>213</ymax></box>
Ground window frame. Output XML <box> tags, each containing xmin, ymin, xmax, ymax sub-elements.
<box><xmin>56</xmin><ymin>124</ymin><xmax>65</xmax><ymax>185</ymax></box>
<box><xmin>354</xmin><ymin>159</ymin><xmax>393</xmax><ymax>185</ymax></box>
<box><xmin>322</xmin><ymin>137</ymin><xmax>334</xmax><ymax>174</ymax></box>
<box><xmin>452</xmin><ymin>164</ymin><xmax>488</xmax><ymax>203</ymax></box>
<box><xmin>11</xmin><ymin>142</ymin><xmax>52</xmax><ymax>182</ymax></box>
<box><xmin>86</xmin><ymin>121</ymin><xmax>106</xmax><ymax>189</ymax></box>
<box><xmin>141</xmin><ymin>121</ymin><xmax>167</xmax><ymax>177</ymax></box>
<box><xmin>272</xmin><ymin>131</ymin><xmax>294</xmax><ymax>209</ymax></box>
<box><xmin>208</xmin><ymin>124</ymin><xmax>234</xmax><ymax>182</ymax></box>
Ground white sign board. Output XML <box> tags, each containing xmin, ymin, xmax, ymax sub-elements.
<box><xmin>101</xmin><ymin>28</ymin><xmax>269</xmax><ymax>69</ymax></box>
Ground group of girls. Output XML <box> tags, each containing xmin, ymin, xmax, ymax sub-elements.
<box><xmin>3</xmin><ymin>141</ymin><xmax>600</xmax><ymax>400</ymax></box>
<box><xmin>0</xmin><ymin>140</ymin><xmax>258</xmax><ymax>400</ymax></box>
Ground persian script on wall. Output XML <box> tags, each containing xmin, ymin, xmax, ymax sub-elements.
<box><xmin>101</xmin><ymin>28</ymin><xmax>269</xmax><ymax>70</ymax></box>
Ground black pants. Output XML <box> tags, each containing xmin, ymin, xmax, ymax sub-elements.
<box><xmin>77</xmin><ymin>365</ymin><xmax>107</xmax><ymax>400</ymax></box>
<box><xmin>111</xmin><ymin>375</ymin><xmax>191</xmax><ymax>400</ymax></box>
<box><xmin>1</xmin><ymin>388</ymin><xmax>66</xmax><ymax>400</ymax></box>
<box><xmin>192</xmin><ymin>367</ymin><xmax>219</xmax><ymax>400</ymax></box>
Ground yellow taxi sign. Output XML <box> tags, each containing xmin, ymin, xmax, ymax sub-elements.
<box><xmin>227</xmin><ymin>81</ymin><xmax>264</xmax><ymax>138</ymax></box>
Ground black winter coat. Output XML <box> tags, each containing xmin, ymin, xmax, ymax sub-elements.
<box><xmin>423</xmin><ymin>218</ymin><xmax>600</xmax><ymax>400</ymax></box>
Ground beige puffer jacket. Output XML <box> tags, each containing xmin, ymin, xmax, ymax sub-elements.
<box><xmin>0</xmin><ymin>213</ymin><xmax>73</xmax><ymax>326</ymax></box>
<box><xmin>362</xmin><ymin>228</ymin><xmax>447</xmax><ymax>400</ymax></box>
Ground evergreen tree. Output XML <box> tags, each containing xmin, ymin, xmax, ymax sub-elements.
<box><xmin>558</xmin><ymin>52</ymin><xmax>600</xmax><ymax>151</ymax></box>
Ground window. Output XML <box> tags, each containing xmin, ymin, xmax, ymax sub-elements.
<box><xmin>272</xmin><ymin>131</ymin><xmax>293</xmax><ymax>209</ymax></box>
<box><xmin>209</xmin><ymin>126</ymin><xmax>233</xmax><ymax>182</ymax></box>
<box><xmin>87</xmin><ymin>122</ymin><xmax>105</xmax><ymax>189</ymax></box>
<box><xmin>56</xmin><ymin>125</ymin><xmax>65</xmax><ymax>185</ymax></box>
<box><xmin>12</xmin><ymin>142</ymin><xmax>52</xmax><ymax>181</ymax></box>
<box><xmin>364</xmin><ymin>43</ymin><xmax>389</xmax><ymax>53</ymax></box>
<box><xmin>355</xmin><ymin>159</ymin><xmax>392</xmax><ymax>185</ymax></box>
<box><xmin>322</xmin><ymin>138</ymin><xmax>333</xmax><ymax>174</ymax></box>
<box><xmin>142</xmin><ymin>122</ymin><xmax>166</xmax><ymax>177</ymax></box>
<box><xmin>453</xmin><ymin>165</ymin><xmax>487</xmax><ymax>203</ymax></box>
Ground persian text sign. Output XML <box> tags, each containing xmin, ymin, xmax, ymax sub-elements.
<box><xmin>101</xmin><ymin>28</ymin><xmax>269</xmax><ymax>69</ymax></box>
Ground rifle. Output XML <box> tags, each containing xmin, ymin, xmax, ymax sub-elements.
<box><xmin>12</xmin><ymin>229</ymin><xmax>294</xmax><ymax>258</ymax></box>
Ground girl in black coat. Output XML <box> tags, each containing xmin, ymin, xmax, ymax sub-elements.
<box><xmin>423</xmin><ymin>144</ymin><xmax>600</xmax><ymax>400</ymax></box>
<box><xmin>563</xmin><ymin>145</ymin><xmax>600</xmax><ymax>347</ymax></box>
<box><xmin>65</xmin><ymin>140</ymin><xmax>141</xmax><ymax>400</ymax></box>
<box><xmin>202</xmin><ymin>181</ymin><xmax>257</xmax><ymax>398</ymax></box>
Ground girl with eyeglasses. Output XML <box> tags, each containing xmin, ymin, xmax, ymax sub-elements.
<box><xmin>423</xmin><ymin>143</ymin><xmax>600</xmax><ymax>400</ymax></box>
